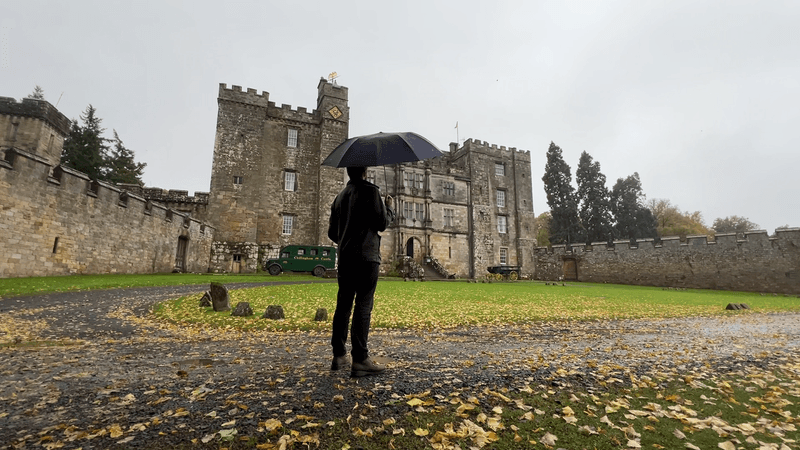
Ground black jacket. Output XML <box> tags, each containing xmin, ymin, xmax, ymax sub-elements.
<box><xmin>328</xmin><ymin>178</ymin><xmax>395</xmax><ymax>264</ymax></box>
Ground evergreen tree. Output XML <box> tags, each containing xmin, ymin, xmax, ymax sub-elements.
<box><xmin>610</xmin><ymin>173</ymin><xmax>657</xmax><ymax>240</ymax></box>
<box><xmin>27</xmin><ymin>85</ymin><xmax>45</xmax><ymax>100</ymax></box>
<box><xmin>105</xmin><ymin>130</ymin><xmax>146</xmax><ymax>185</ymax></box>
<box><xmin>576</xmin><ymin>151</ymin><xmax>614</xmax><ymax>244</ymax></box>
<box><xmin>61</xmin><ymin>105</ymin><xmax>109</xmax><ymax>181</ymax></box>
<box><xmin>542</xmin><ymin>142</ymin><xmax>583</xmax><ymax>244</ymax></box>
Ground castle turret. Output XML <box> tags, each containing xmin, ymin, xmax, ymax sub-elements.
<box><xmin>0</xmin><ymin>97</ymin><xmax>71</xmax><ymax>166</ymax></box>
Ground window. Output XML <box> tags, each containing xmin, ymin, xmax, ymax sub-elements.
<box><xmin>403</xmin><ymin>202</ymin><xmax>412</xmax><ymax>220</ymax></box>
<box><xmin>233</xmin><ymin>175</ymin><xmax>243</xmax><ymax>185</ymax></box>
<box><xmin>415</xmin><ymin>203</ymin><xmax>425</xmax><ymax>222</ymax></box>
<box><xmin>495</xmin><ymin>163</ymin><xmax>505</xmax><ymax>176</ymax></box>
<box><xmin>310</xmin><ymin>248</ymin><xmax>318</xmax><ymax>256</ymax></box>
<box><xmin>233</xmin><ymin>254</ymin><xmax>243</xmax><ymax>262</ymax></box>
<box><xmin>366</xmin><ymin>170</ymin><xmax>376</xmax><ymax>184</ymax></box>
<box><xmin>443</xmin><ymin>181</ymin><xmax>455</xmax><ymax>196</ymax></box>
<box><xmin>403</xmin><ymin>171</ymin><xmax>424</xmax><ymax>189</ymax></box>
<box><xmin>297</xmin><ymin>248</ymin><xmax>305</xmax><ymax>255</ymax></box>
<box><xmin>497</xmin><ymin>215</ymin><xmax>507</xmax><ymax>234</ymax></box>
<box><xmin>284</xmin><ymin>171</ymin><xmax>296</xmax><ymax>191</ymax></box>
<box><xmin>282</xmin><ymin>215</ymin><xmax>294</xmax><ymax>235</ymax></box>
<box><xmin>322</xmin><ymin>249</ymin><xmax>330</xmax><ymax>256</ymax></box>
<box><xmin>499</xmin><ymin>248</ymin><xmax>508</xmax><ymax>265</ymax></box>
<box><xmin>496</xmin><ymin>190</ymin><xmax>506</xmax><ymax>208</ymax></box>
<box><xmin>287</xmin><ymin>129</ymin><xmax>298</xmax><ymax>147</ymax></box>
<box><xmin>281</xmin><ymin>251</ymin><xmax>289</xmax><ymax>258</ymax></box>
<box><xmin>443</xmin><ymin>208</ymin><xmax>454</xmax><ymax>227</ymax></box>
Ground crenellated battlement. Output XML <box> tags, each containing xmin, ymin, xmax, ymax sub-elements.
<box><xmin>452</xmin><ymin>138</ymin><xmax>531</xmax><ymax>161</ymax></box>
<box><xmin>218</xmin><ymin>84</ymin><xmax>271</xmax><ymax>107</ymax></box>
<box><xmin>218</xmin><ymin>83</ymin><xmax>323</xmax><ymax>123</ymax></box>
<box><xmin>535</xmin><ymin>228</ymin><xmax>798</xmax><ymax>256</ymax></box>
<box><xmin>117</xmin><ymin>184</ymin><xmax>210</xmax><ymax>204</ymax></box>
<box><xmin>265</xmin><ymin>101</ymin><xmax>318</xmax><ymax>123</ymax></box>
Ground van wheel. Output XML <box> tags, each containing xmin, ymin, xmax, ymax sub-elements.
<box><xmin>312</xmin><ymin>266</ymin><xmax>326</xmax><ymax>277</ymax></box>
<box><xmin>268</xmin><ymin>264</ymin><xmax>282</xmax><ymax>276</ymax></box>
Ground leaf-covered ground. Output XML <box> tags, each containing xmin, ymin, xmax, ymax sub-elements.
<box><xmin>0</xmin><ymin>283</ymin><xmax>798</xmax><ymax>449</ymax></box>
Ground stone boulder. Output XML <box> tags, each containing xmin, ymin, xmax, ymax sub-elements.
<box><xmin>314</xmin><ymin>308</ymin><xmax>328</xmax><ymax>321</ymax></box>
<box><xmin>263</xmin><ymin>305</ymin><xmax>285</xmax><ymax>320</ymax></box>
<box><xmin>232</xmin><ymin>302</ymin><xmax>254</xmax><ymax>317</ymax></box>
<box><xmin>725</xmin><ymin>303</ymin><xmax>751</xmax><ymax>310</ymax></box>
<box><xmin>199</xmin><ymin>291</ymin><xmax>212</xmax><ymax>307</ymax></box>
<box><xmin>210</xmin><ymin>282</ymin><xmax>231</xmax><ymax>312</ymax></box>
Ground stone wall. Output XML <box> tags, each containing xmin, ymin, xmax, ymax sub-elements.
<box><xmin>0</xmin><ymin>147</ymin><xmax>214</xmax><ymax>278</ymax></box>
<box><xmin>534</xmin><ymin>230</ymin><xmax>800</xmax><ymax>294</ymax></box>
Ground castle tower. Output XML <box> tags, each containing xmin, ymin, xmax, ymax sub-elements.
<box><xmin>315</xmin><ymin>78</ymin><xmax>350</xmax><ymax>245</ymax></box>
<box><xmin>0</xmin><ymin>97</ymin><xmax>71</xmax><ymax>166</ymax></box>
<box><xmin>206</xmin><ymin>79</ymin><xmax>349</xmax><ymax>272</ymax></box>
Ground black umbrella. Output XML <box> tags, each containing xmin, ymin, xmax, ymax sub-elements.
<box><xmin>321</xmin><ymin>132</ymin><xmax>443</xmax><ymax>168</ymax></box>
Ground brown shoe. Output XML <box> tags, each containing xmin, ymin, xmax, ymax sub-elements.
<box><xmin>351</xmin><ymin>357</ymin><xmax>386</xmax><ymax>378</ymax></box>
<box><xmin>331</xmin><ymin>355</ymin><xmax>350</xmax><ymax>371</ymax></box>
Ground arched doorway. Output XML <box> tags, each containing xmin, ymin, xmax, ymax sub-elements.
<box><xmin>405</xmin><ymin>237</ymin><xmax>424</xmax><ymax>263</ymax></box>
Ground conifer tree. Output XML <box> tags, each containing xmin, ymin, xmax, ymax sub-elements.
<box><xmin>61</xmin><ymin>105</ymin><xmax>108</xmax><ymax>181</ymax></box>
<box><xmin>27</xmin><ymin>85</ymin><xmax>45</xmax><ymax>100</ymax></box>
<box><xmin>105</xmin><ymin>130</ymin><xmax>146</xmax><ymax>185</ymax></box>
<box><xmin>542</xmin><ymin>142</ymin><xmax>584</xmax><ymax>244</ymax></box>
<box><xmin>610</xmin><ymin>173</ymin><xmax>657</xmax><ymax>240</ymax></box>
<box><xmin>576</xmin><ymin>151</ymin><xmax>614</xmax><ymax>244</ymax></box>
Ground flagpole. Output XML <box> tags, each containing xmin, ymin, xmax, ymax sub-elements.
<box><xmin>455</xmin><ymin>121</ymin><xmax>459</xmax><ymax>147</ymax></box>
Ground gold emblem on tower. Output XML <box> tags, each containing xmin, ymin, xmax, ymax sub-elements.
<box><xmin>328</xmin><ymin>106</ymin><xmax>343</xmax><ymax>119</ymax></box>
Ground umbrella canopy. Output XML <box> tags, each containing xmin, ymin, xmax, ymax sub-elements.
<box><xmin>321</xmin><ymin>132</ymin><xmax>443</xmax><ymax>167</ymax></box>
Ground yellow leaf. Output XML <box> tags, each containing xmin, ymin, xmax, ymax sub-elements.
<box><xmin>407</xmin><ymin>398</ymin><xmax>424</xmax><ymax>407</ymax></box>
<box><xmin>540</xmin><ymin>432</ymin><xmax>558</xmax><ymax>446</ymax></box>
<box><xmin>718</xmin><ymin>442</ymin><xmax>736</xmax><ymax>450</ymax></box>
<box><xmin>109</xmin><ymin>424</ymin><xmax>124</xmax><ymax>438</ymax></box>
<box><xmin>413</xmin><ymin>428</ymin><xmax>429</xmax><ymax>436</ymax></box>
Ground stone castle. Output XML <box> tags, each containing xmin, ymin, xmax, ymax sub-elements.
<box><xmin>1</xmin><ymin>79</ymin><xmax>798</xmax><ymax>294</ymax></box>
<box><xmin>203</xmin><ymin>80</ymin><xmax>535</xmax><ymax>278</ymax></box>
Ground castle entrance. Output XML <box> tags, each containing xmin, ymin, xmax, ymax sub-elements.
<box><xmin>175</xmin><ymin>236</ymin><xmax>188</xmax><ymax>273</ymax></box>
<box><xmin>562</xmin><ymin>258</ymin><xmax>577</xmax><ymax>281</ymax></box>
<box><xmin>405</xmin><ymin>237</ymin><xmax>425</xmax><ymax>263</ymax></box>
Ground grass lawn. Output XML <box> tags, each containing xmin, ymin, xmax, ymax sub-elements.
<box><xmin>0</xmin><ymin>272</ymin><xmax>319</xmax><ymax>298</ymax></box>
<box><xmin>153</xmin><ymin>279</ymin><xmax>800</xmax><ymax>332</ymax></box>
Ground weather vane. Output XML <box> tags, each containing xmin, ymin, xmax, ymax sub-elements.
<box><xmin>328</xmin><ymin>72</ymin><xmax>338</xmax><ymax>83</ymax></box>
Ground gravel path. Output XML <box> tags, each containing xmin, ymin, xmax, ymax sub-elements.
<box><xmin>0</xmin><ymin>282</ymin><xmax>798</xmax><ymax>449</ymax></box>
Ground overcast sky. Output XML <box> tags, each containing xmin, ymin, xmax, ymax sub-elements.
<box><xmin>4</xmin><ymin>1</ymin><xmax>799</xmax><ymax>233</ymax></box>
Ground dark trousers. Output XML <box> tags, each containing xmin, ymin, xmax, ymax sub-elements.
<box><xmin>331</xmin><ymin>260</ymin><xmax>380</xmax><ymax>363</ymax></box>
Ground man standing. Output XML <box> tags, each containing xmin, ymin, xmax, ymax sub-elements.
<box><xmin>328</xmin><ymin>166</ymin><xmax>395</xmax><ymax>377</ymax></box>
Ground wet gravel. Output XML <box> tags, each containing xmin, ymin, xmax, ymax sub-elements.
<box><xmin>0</xmin><ymin>283</ymin><xmax>798</xmax><ymax>449</ymax></box>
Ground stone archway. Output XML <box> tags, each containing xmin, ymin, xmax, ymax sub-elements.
<box><xmin>405</xmin><ymin>237</ymin><xmax>425</xmax><ymax>263</ymax></box>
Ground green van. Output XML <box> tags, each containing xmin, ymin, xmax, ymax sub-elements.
<box><xmin>264</xmin><ymin>245</ymin><xmax>337</xmax><ymax>277</ymax></box>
